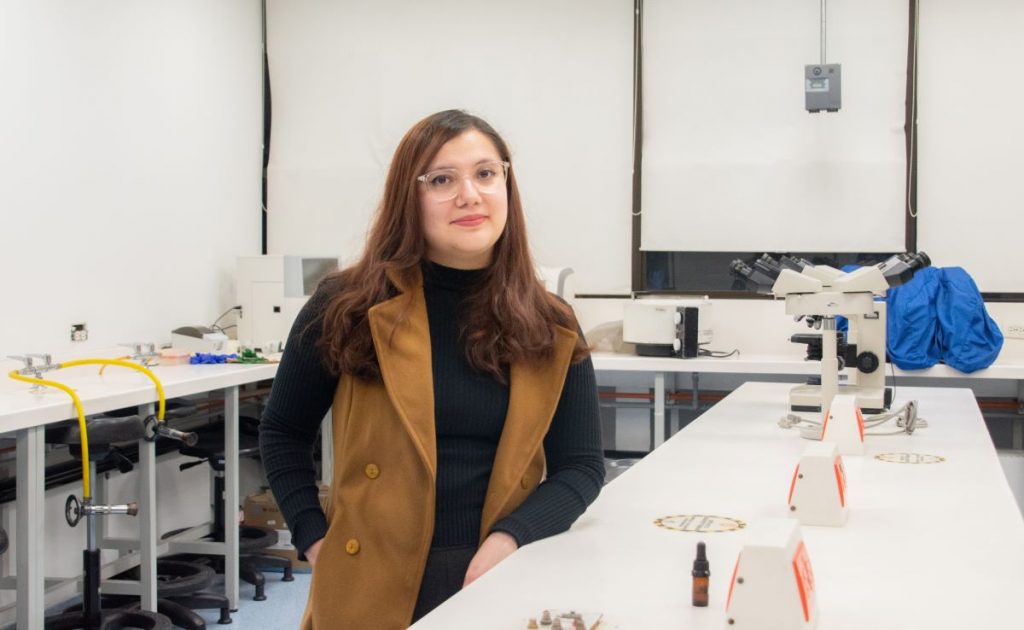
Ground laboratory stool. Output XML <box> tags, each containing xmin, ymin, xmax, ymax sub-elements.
<box><xmin>167</xmin><ymin>418</ymin><xmax>293</xmax><ymax>602</ymax></box>
<box><xmin>86</xmin><ymin>559</ymin><xmax>232</xmax><ymax>628</ymax></box>
<box><xmin>45</xmin><ymin>414</ymin><xmax>176</xmax><ymax>630</ymax></box>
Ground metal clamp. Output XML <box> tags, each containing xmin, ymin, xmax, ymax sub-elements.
<box><xmin>120</xmin><ymin>342</ymin><xmax>159</xmax><ymax>366</ymax></box>
<box><xmin>7</xmin><ymin>354</ymin><xmax>58</xmax><ymax>381</ymax></box>
<box><xmin>144</xmin><ymin>415</ymin><xmax>198</xmax><ymax>446</ymax></box>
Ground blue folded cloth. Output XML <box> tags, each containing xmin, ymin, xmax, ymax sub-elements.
<box><xmin>189</xmin><ymin>353</ymin><xmax>239</xmax><ymax>365</ymax></box>
<box><xmin>935</xmin><ymin>267</ymin><xmax>1003</xmax><ymax>373</ymax></box>
<box><xmin>887</xmin><ymin>267</ymin><xmax>942</xmax><ymax>370</ymax></box>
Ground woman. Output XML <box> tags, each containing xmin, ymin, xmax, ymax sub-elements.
<box><xmin>259</xmin><ymin>109</ymin><xmax>605</xmax><ymax>628</ymax></box>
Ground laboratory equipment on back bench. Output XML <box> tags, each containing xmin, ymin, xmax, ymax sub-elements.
<box><xmin>788</xmin><ymin>299</ymin><xmax>888</xmax><ymax>413</ymax></box>
<box><xmin>733</xmin><ymin>253</ymin><xmax>930</xmax><ymax>413</ymax></box>
<box><xmin>622</xmin><ymin>298</ymin><xmax>712</xmax><ymax>358</ymax></box>
<box><xmin>236</xmin><ymin>255</ymin><xmax>339</xmax><ymax>352</ymax></box>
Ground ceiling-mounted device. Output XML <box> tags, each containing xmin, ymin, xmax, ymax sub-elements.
<box><xmin>806</xmin><ymin>0</ymin><xmax>841</xmax><ymax>113</ymax></box>
<box><xmin>805</xmin><ymin>63</ymin><xmax>841</xmax><ymax>113</ymax></box>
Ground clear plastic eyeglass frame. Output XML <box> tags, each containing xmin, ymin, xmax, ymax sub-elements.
<box><xmin>416</xmin><ymin>160</ymin><xmax>510</xmax><ymax>201</ymax></box>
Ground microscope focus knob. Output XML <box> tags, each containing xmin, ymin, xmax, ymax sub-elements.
<box><xmin>856</xmin><ymin>352</ymin><xmax>880</xmax><ymax>374</ymax></box>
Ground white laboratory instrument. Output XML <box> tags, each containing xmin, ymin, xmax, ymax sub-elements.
<box><xmin>726</xmin><ymin>519</ymin><xmax>820</xmax><ymax>629</ymax></box>
<box><xmin>787</xmin><ymin>441</ymin><xmax>848</xmax><ymax>527</ymax></box>
<box><xmin>170</xmin><ymin>327</ymin><xmax>229</xmax><ymax>353</ymax></box>
<box><xmin>732</xmin><ymin>252</ymin><xmax>929</xmax><ymax>413</ymax></box>
<box><xmin>820</xmin><ymin>394</ymin><xmax>865</xmax><ymax>456</ymax></box>
<box><xmin>236</xmin><ymin>255</ymin><xmax>339</xmax><ymax>352</ymax></box>
<box><xmin>622</xmin><ymin>298</ymin><xmax>712</xmax><ymax>358</ymax></box>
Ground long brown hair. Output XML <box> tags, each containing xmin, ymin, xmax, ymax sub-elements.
<box><xmin>316</xmin><ymin>109</ymin><xmax>588</xmax><ymax>381</ymax></box>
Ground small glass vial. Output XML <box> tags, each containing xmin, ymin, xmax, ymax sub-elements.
<box><xmin>692</xmin><ymin>541</ymin><xmax>710</xmax><ymax>607</ymax></box>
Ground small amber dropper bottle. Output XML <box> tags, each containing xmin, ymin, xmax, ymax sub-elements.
<box><xmin>692</xmin><ymin>541</ymin><xmax>710</xmax><ymax>607</ymax></box>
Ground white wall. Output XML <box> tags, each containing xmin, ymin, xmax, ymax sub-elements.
<box><xmin>0</xmin><ymin>0</ymin><xmax>264</xmax><ymax>356</ymax></box>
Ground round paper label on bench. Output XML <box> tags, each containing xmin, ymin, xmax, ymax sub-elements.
<box><xmin>653</xmin><ymin>514</ymin><xmax>746</xmax><ymax>533</ymax></box>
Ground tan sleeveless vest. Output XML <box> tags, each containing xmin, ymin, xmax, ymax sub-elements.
<box><xmin>300</xmin><ymin>268</ymin><xmax>577</xmax><ymax>629</ymax></box>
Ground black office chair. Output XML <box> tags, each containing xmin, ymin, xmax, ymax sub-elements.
<box><xmin>165</xmin><ymin>416</ymin><xmax>293</xmax><ymax>601</ymax></box>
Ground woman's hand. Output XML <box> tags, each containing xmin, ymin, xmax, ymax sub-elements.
<box><xmin>463</xmin><ymin>531</ymin><xmax>519</xmax><ymax>587</ymax></box>
<box><xmin>305</xmin><ymin>538</ymin><xmax>325</xmax><ymax>569</ymax></box>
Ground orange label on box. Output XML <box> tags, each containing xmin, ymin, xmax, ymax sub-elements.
<box><xmin>787</xmin><ymin>464</ymin><xmax>800</xmax><ymax>505</ymax></box>
<box><xmin>833</xmin><ymin>456</ymin><xmax>847</xmax><ymax>507</ymax></box>
<box><xmin>791</xmin><ymin>541</ymin><xmax>816</xmax><ymax>622</ymax></box>
<box><xmin>726</xmin><ymin>553</ymin><xmax>742</xmax><ymax>611</ymax></box>
<box><xmin>855</xmin><ymin>408</ymin><xmax>865</xmax><ymax>441</ymax></box>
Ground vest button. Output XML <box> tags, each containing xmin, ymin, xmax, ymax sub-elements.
<box><xmin>520</xmin><ymin>475</ymin><xmax>530</xmax><ymax>489</ymax></box>
<box><xmin>365</xmin><ymin>463</ymin><xmax>380</xmax><ymax>479</ymax></box>
<box><xmin>345</xmin><ymin>538</ymin><xmax>360</xmax><ymax>555</ymax></box>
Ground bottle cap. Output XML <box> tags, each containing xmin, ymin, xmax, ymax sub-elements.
<box><xmin>692</xmin><ymin>541</ymin><xmax>710</xmax><ymax>576</ymax></box>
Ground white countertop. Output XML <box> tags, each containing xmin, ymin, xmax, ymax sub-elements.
<box><xmin>412</xmin><ymin>382</ymin><xmax>1024</xmax><ymax>629</ymax></box>
<box><xmin>0</xmin><ymin>361</ymin><xmax>279</xmax><ymax>434</ymax></box>
<box><xmin>591</xmin><ymin>351</ymin><xmax>1024</xmax><ymax>380</ymax></box>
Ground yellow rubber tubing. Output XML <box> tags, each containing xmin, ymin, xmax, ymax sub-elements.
<box><xmin>8</xmin><ymin>370</ymin><xmax>93</xmax><ymax>499</ymax></box>
<box><xmin>60</xmin><ymin>358</ymin><xmax>166</xmax><ymax>422</ymax></box>
<box><xmin>97</xmin><ymin>356</ymin><xmax>130</xmax><ymax>377</ymax></box>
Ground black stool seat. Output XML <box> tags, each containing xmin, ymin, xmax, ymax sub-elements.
<box><xmin>104</xmin><ymin>398</ymin><xmax>197</xmax><ymax>419</ymax></box>
<box><xmin>46</xmin><ymin>416</ymin><xmax>147</xmax><ymax>449</ymax></box>
<box><xmin>178</xmin><ymin>419</ymin><xmax>261</xmax><ymax>460</ymax></box>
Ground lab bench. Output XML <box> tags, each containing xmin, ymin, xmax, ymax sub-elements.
<box><xmin>0</xmin><ymin>359</ymin><xmax>279</xmax><ymax>629</ymax></box>
<box><xmin>410</xmin><ymin>382</ymin><xmax>1024</xmax><ymax>629</ymax></box>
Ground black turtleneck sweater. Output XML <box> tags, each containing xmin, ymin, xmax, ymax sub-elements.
<box><xmin>259</xmin><ymin>263</ymin><xmax>605</xmax><ymax>555</ymax></box>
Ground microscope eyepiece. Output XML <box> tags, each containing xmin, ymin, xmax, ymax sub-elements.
<box><xmin>878</xmin><ymin>251</ymin><xmax>930</xmax><ymax>288</ymax></box>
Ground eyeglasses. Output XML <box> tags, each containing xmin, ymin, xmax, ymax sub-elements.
<box><xmin>416</xmin><ymin>160</ymin><xmax>510</xmax><ymax>202</ymax></box>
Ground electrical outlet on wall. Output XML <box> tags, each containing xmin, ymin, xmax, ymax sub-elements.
<box><xmin>1005</xmin><ymin>324</ymin><xmax>1024</xmax><ymax>340</ymax></box>
<box><xmin>70</xmin><ymin>323</ymin><xmax>88</xmax><ymax>342</ymax></box>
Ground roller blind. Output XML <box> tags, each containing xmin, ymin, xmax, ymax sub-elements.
<box><xmin>641</xmin><ymin>0</ymin><xmax>909</xmax><ymax>253</ymax></box>
<box><xmin>266</xmin><ymin>0</ymin><xmax>635</xmax><ymax>293</ymax></box>
<box><xmin>917</xmin><ymin>0</ymin><xmax>1024</xmax><ymax>293</ymax></box>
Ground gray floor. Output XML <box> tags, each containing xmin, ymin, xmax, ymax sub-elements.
<box><xmin>196</xmin><ymin>571</ymin><xmax>310</xmax><ymax>629</ymax></box>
